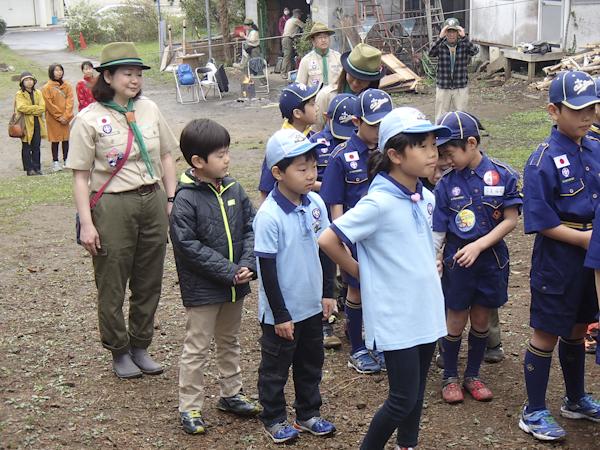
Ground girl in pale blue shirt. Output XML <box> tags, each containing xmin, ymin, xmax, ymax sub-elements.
<box><xmin>319</xmin><ymin>107</ymin><xmax>451</xmax><ymax>450</ymax></box>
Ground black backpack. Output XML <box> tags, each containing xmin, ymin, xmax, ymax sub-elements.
<box><xmin>524</xmin><ymin>41</ymin><xmax>550</xmax><ymax>55</ymax></box>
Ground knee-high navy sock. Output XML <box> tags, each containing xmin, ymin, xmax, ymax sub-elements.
<box><xmin>464</xmin><ymin>327</ymin><xmax>489</xmax><ymax>378</ymax></box>
<box><xmin>524</xmin><ymin>342</ymin><xmax>553</xmax><ymax>413</ymax></box>
<box><xmin>345</xmin><ymin>299</ymin><xmax>364</xmax><ymax>355</ymax></box>
<box><xmin>442</xmin><ymin>333</ymin><xmax>462</xmax><ymax>379</ymax></box>
<box><xmin>559</xmin><ymin>337</ymin><xmax>586</xmax><ymax>403</ymax></box>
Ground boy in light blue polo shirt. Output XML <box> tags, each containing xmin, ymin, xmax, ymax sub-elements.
<box><xmin>253</xmin><ymin>129</ymin><xmax>336</xmax><ymax>444</ymax></box>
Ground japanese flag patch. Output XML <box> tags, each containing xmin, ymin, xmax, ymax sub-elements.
<box><xmin>344</xmin><ymin>151</ymin><xmax>359</xmax><ymax>162</ymax></box>
<box><xmin>96</xmin><ymin>116</ymin><xmax>111</xmax><ymax>127</ymax></box>
<box><xmin>553</xmin><ymin>154</ymin><xmax>570</xmax><ymax>169</ymax></box>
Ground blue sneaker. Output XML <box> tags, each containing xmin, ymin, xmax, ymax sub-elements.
<box><xmin>368</xmin><ymin>349</ymin><xmax>386</xmax><ymax>371</ymax></box>
<box><xmin>180</xmin><ymin>410</ymin><xmax>206</xmax><ymax>435</ymax></box>
<box><xmin>293</xmin><ymin>416</ymin><xmax>336</xmax><ymax>436</ymax></box>
<box><xmin>560</xmin><ymin>394</ymin><xmax>600</xmax><ymax>422</ymax></box>
<box><xmin>348</xmin><ymin>349</ymin><xmax>381</xmax><ymax>374</ymax></box>
<box><xmin>263</xmin><ymin>420</ymin><xmax>299</xmax><ymax>443</ymax></box>
<box><xmin>518</xmin><ymin>407</ymin><xmax>566</xmax><ymax>441</ymax></box>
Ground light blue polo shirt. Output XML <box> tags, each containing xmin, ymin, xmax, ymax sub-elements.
<box><xmin>254</xmin><ymin>185</ymin><xmax>330</xmax><ymax>325</ymax></box>
<box><xmin>331</xmin><ymin>173</ymin><xmax>447</xmax><ymax>351</ymax></box>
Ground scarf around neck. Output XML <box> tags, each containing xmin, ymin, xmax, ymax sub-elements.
<box><xmin>101</xmin><ymin>99</ymin><xmax>155</xmax><ymax>178</ymax></box>
<box><xmin>315</xmin><ymin>48</ymin><xmax>330</xmax><ymax>84</ymax></box>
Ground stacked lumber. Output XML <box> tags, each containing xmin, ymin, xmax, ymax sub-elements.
<box><xmin>379</xmin><ymin>53</ymin><xmax>423</xmax><ymax>93</ymax></box>
<box><xmin>535</xmin><ymin>43</ymin><xmax>600</xmax><ymax>90</ymax></box>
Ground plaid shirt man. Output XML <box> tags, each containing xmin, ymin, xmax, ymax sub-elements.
<box><xmin>429</xmin><ymin>36</ymin><xmax>479</xmax><ymax>89</ymax></box>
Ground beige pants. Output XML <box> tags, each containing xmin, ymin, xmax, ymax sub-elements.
<box><xmin>179</xmin><ymin>300</ymin><xmax>244</xmax><ymax>412</ymax></box>
<box><xmin>435</xmin><ymin>87</ymin><xmax>469</xmax><ymax>123</ymax></box>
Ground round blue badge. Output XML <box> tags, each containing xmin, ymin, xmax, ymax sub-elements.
<box><xmin>103</xmin><ymin>124</ymin><xmax>112</xmax><ymax>134</ymax></box>
<box><xmin>455</xmin><ymin>209</ymin><xmax>475</xmax><ymax>232</ymax></box>
<box><xmin>561</xmin><ymin>167</ymin><xmax>570</xmax><ymax>178</ymax></box>
<box><xmin>451</xmin><ymin>186</ymin><xmax>461</xmax><ymax>197</ymax></box>
<box><xmin>312</xmin><ymin>208</ymin><xmax>321</xmax><ymax>219</ymax></box>
<box><xmin>427</xmin><ymin>203</ymin><xmax>433</xmax><ymax>215</ymax></box>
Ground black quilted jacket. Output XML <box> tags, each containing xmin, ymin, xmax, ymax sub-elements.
<box><xmin>169</xmin><ymin>169</ymin><xmax>256</xmax><ymax>307</ymax></box>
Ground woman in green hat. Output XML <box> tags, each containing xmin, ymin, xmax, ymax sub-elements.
<box><xmin>235</xmin><ymin>18</ymin><xmax>261</xmax><ymax>74</ymax></box>
<box><xmin>314</xmin><ymin>43</ymin><xmax>385</xmax><ymax>132</ymax></box>
<box><xmin>67</xmin><ymin>42</ymin><xmax>178</xmax><ymax>379</ymax></box>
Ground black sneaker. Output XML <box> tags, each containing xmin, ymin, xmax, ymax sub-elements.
<box><xmin>483</xmin><ymin>343</ymin><xmax>504</xmax><ymax>363</ymax></box>
<box><xmin>180</xmin><ymin>410</ymin><xmax>206</xmax><ymax>434</ymax></box>
<box><xmin>217</xmin><ymin>390</ymin><xmax>259</xmax><ymax>416</ymax></box>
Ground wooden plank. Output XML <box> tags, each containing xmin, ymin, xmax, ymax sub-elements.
<box><xmin>379</xmin><ymin>73</ymin><xmax>406</xmax><ymax>88</ymax></box>
<box><xmin>380</xmin><ymin>53</ymin><xmax>422</xmax><ymax>82</ymax></box>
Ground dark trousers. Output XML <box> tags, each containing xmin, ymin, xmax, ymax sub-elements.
<box><xmin>361</xmin><ymin>342</ymin><xmax>436</xmax><ymax>450</ymax></box>
<box><xmin>258</xmin><ymin>313</ymin><xmax>324</xmax><ymax>425</ymax></box>
<box><xmin>22</xmin><ymin>127</ymin><xmax>41</xmax><ymax>172</ymax></box>
<box><xmin>51</xmin><ymin>141</ymin><xmax>69</xmax><ymax>162</ymax></box>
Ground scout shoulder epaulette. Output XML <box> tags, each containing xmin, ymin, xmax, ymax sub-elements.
<box><xmin>490</xmin><ymin>158</ymin><xmax>517</xmax><ymax>176</ymax></box>
<box><xmin>528</xmin><ymin>142</ymin><xmax>550</xmax><ymax>167</ymax></box>
<box><xmin>330</xmin><ymin>141</ymin><xmax>348</xmax><ymax>159</ymax></box>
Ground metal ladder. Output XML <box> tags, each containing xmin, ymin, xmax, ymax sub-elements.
<box><xmin>355</xmin><ymin>0</ymin><xmax>393</xmax><ymax>53</ymax></box>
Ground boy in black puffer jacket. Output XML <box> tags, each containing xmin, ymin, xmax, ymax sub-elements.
<box><xmin>170</xmin><ymin>118</ymin><xmax>259</xmax><ymax>435</ymax></box>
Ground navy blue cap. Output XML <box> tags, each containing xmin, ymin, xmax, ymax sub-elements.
<box><xmin>437</xmin><ymin>110</ymin><xmax>482</xmax><ymax>142</ymax></box>
<box><xmin>595</xmin><ymin>77</ymin><xmax>600</xmax><ymax>99</ymax></box>
<box><xmin>328</xmin><ymin>94</ymin><xmax>358</xmax><ymax>140</ymax></box>
<box><xmin>549</xmin><ymin>71</ymin><xmax>600</xmax><ymax>110</ymax></box>
<box><xmin>379</xmin><ymin>107</ymin><xmax>451</xmax><ymax>152</ymax></box>
<box><xmin>266</xmin><ymin>129</ymin><xmax>327</xmax><ymax>169</ymax></box>
<box><xmin>354</xmin><ymin>88</ymin><xmax>392</xmax><ymax>125</ymax></box>
<box><xmin>279</xmin><ymin>82</ymin><xmax>322</xmax><ymax>119</ymax></box>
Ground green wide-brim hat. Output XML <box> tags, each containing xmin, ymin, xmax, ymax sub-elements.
<box><xmin>341</xmin><ymin>43</ymin><xmax>385</xmax><ymax>81</ymax></box>
<box><xmin>305</xmin><ymin>21</ymin><xmax>335</xmax><ymax>41</ymax></box>
<box><xmin>95</xmin><ymin>42</ymin><xmax>151</xmax><ymax>71</ymax></box>
<box><xmin>243</xmin><ymin>18</ymin><xmax>254</xmax><ymax>26</ymax></box>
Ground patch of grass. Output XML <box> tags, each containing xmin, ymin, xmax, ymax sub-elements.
<box><xmin>483</xmin><ymin>108</ymin><xmax>554</xmax><ymax>172</ymax></box>
<box><xmin>0</xmin><ymin>44</ymin><xmax>47</xmax><ymax>100</ymax></box>
<box><xmin>0</xmin><ymin>172</ymin><xmax>73</xmax><ymax>229</ymax></box>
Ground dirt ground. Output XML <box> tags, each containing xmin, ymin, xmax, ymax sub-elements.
<box><xmin>2</xmin><ymin>48</ymin><xmax>600</xmax><ymax>450</ymax></box>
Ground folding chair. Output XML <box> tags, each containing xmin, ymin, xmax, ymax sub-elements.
<box><xmin>195</xmin><ymin>62</ymin><xmax>222</xmax><ymax>101</ymax></box>
<box><xmin>248</xmin><ymin>57</ymin><xmax>269</xmax><ymax>95</ymax></box>
<box><xmin>174</xmin><ymin>64</ymin><xmax>200</xmax><ymax>104</ymax></box>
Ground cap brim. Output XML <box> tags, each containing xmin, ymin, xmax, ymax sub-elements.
<box><xmin>286</xmin><ymin>141</ymin><xmax>327</xmax><ymax>160</ymax></box>
<box><xmin>562</xmin><ymin>96</ymin><xmax>600</xmax><ymax>110</ymax></box>
<box><xmin>331</xmin><ymin>122</ymin><xmax>356</xmax><ymax>140</ymax></box>
<box><xmin>362</xmin><ymin>111</ymin><xmax>390</xmax><ymax>125</ymax></box>
<box><xmin>341</xmin><ymin>52</ymin><xmax>386</xmax><ymax>81</ymax></box>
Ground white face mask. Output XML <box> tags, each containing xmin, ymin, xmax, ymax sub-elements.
<box><xmin>284</xmin><ymin>9</ymin><xmax>290</xmax><ymax>15</ymax></box>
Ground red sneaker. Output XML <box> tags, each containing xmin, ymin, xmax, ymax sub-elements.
<box><xmin>442</xmin><ymin>377</ymin><xmax>464</xmax><ymax>404</ymax></box>
<box><xmin>463</xmin><ymin>376</ymin><xmax>493</xmax><ymax>401</ymax></box>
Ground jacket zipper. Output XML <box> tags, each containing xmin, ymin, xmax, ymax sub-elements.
<box><xmin>209</xmin><ymin>181</ymin><xmax>237</xmax><ymax>302</ymax></box>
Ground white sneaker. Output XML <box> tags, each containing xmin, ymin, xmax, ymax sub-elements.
<box><xmin>53</xmin><ymin>161</ymin><xmax>62</xmax><ymax>172</ymax></box>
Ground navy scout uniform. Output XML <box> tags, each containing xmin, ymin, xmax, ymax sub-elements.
<box><xmin>320</xmin><ymin>131</ymin><xmax>375</xmax><ymax>287</ymax></box>
<box><xmin>433</xmin><ymin>152</ymin><xmax>522</xmax><ymax>311</ymax></box>
<box><xmin>310</xmin><ymin>124</ymin><xmax>343</xmax><ymax>181</ymax></box>
<box><xmin>523</xmin><ymin>127</ymin><xmax>600</xmax><ymax>336</ymax></box>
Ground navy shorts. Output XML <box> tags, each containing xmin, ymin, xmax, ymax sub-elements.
<box><xmin>529</xmin><ymin>237</ymin><xmax>599</xmax><ymax>337</ymax></box>
<box><xmin>442</xmin><ymin>236</ymin><xmax>509</xmax><ymax>311</ymax></box>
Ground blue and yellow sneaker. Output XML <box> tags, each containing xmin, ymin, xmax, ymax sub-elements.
<box><xmin>293</xmin><ymin>416</ymin><xmax>336</xmax><ymax>436</ymax></box>
<box><xmin>560</xmin><ymin>394</ymin><xmax>600</xmax><ymax>422</ymax></box>
<box><xmin>518</xmin><ymin>406</ymin><xmax>566</xmax><ymax>441</ymax></box>
<box><xmin>263</xmin><ymin>420</ymin><xmax>299</xmax><ymax>443</ymax></box>
<box><xmin>368</xmin><ymin>349</ymin><xmax>387</xmax><ymax>371</ymax></box>
<box><xmin>180</xmin><ymin>410</ymin><xmax>206</xmax><ymax>434</ymax></box>
<box><xmin>217</xmin><ymin>390</ymin><xmax>260</xmax><ymax>416</ymax></box>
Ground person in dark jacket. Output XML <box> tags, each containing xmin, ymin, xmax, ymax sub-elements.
<box><xmin>169</xmin><ymin>119</ymin><xmax>259</xmax><ymax>436</ymax></box>
<box><xmin>428</xmin><ymin>18</ymin><xmax>479</xmax><ymax>122</ymax></box>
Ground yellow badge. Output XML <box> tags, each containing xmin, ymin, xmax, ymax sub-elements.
<box><xmin>455</xmin><ymin>209</ymin><xmax>476</xmax><ymax>232</ymax></box>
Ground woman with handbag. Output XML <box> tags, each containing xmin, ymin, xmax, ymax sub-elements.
<box><xmin>15</xmin><ymin>72</ymin><xmax>47</xmax><ymax>176</ymax></box>
<box><xmin>67</xmin><ymin>42</ymin><xmax>178</xmax><ymax>379</ymax></box>
<box><xmin>42</xmin><ymin>63</ymin><xmax>74</xmax><ymax>172</ymax></box>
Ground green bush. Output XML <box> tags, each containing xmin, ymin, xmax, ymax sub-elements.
<box><xmin>294</xmin><ymin>17</ymin><xmax>315</xmax><ymax>59</ymax></box>
<box><xmin>65</xmin><ymin>0</ymin><xmax>160</xmax><ymax>45</ymax></box>
<box><xmin>0</xmin><ymin>17</ymin><xmax>7</xmax><ymax>40</ymax></box>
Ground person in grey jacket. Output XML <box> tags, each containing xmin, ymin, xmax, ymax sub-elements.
<box><xmin>169</xmin><ymin>118</ymin><xmax>259</xmax><ymax>435</ymax></box>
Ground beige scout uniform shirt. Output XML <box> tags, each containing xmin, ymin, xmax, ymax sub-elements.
<box><xmin>297</xmin><ymin>49</ymin><xmax>342</xmax><ymax>88</ymax></box>
<box><xmin>313</xmin><ymin>83</ymin><xmax>339</xmax><ymax>132</ymax></box>
<box><xmin>283</xmin><ymin>17</ymin><xmax>304</xmax><ymax>37</ymax></box>
<box><xmin>67</xmin><ymin>97</ymin><xmax>179</xmax><ymax>193</ymax></box>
